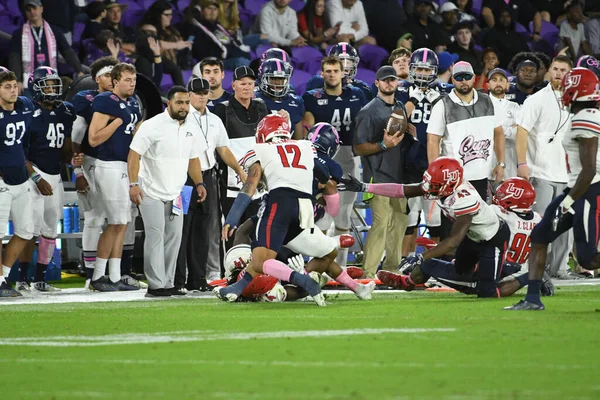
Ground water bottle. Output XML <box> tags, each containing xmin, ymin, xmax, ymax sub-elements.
<box><xmin>63</xmin><ymin>203</ymin><xmax>73</xmax><ymax>234</ymax></box>
<box><xmin>72</xmin><ymin>203</ymin><xmax>80</xmax><ymax>233</ymax></box>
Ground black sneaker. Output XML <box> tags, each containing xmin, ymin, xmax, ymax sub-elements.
<box><xmin>145</xmin><ymin>288</ymin><xmax>172</xmax><ymax>297</ymax></box>
<box><xmin>0</xmin><ymin>281</ymin><xmax>22</xmax><ymax>298</ymax></box>
<box><xmin>169</xmin><ymin>287</ymin><xmax>187</xmax><ymax>296</ymax></box>
<box><xmin>90</xmin><ymin>277</ymin><xmax>118</xmax><ymax>292</ymax></box>
<box><xmin>503</xmin><ymin>299</ymin><xmax>545</xmax><ymax>310</ymax></box>
<box><xmin>112</xmin><ymin>279</ymin><xmax>140</xmax><ymax>291</ymax></box>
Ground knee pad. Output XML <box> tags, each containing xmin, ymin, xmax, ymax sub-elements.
<box><xmin>83</xmin><ymin>211</ymin><xmax>103</xmax><ymax>228</ymax></box>
<box><xmin>427</xmin><ymin>226</ymin><xmax>441</xmax><ymax>238</ymax></box>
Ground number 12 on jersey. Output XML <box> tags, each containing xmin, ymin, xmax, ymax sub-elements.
<box><xmin>277</xmin><ymin>144</ymin><xmax>306</xmax><ymax>170</ymax></box>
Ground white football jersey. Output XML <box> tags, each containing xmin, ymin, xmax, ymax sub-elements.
<box><xmin>438</xmin><ymin>181</ymin><xmax>500</xmax><ymax>242</ymax></box>
<box><xmin>562</xmin><ymin>108</ymin><xmax>600</xmax><ymax>188</ymax></box>
<box><xmin>492</xmin><ymin>205</ymin><xmax>541</xmax><ymax>266</ymax></box>
<box><xmin>247</xmin><ymin>139</ymin><xmax>315</xmax><ymax>195</ymax></box>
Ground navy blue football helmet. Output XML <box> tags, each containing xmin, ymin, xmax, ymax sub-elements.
<box><xmin>261</xmin><ymin>48</ymin><xmax>293</xmax><ymax>74</ymax></box>
<box><xmin>259</xmin><ymin>58</ymin><xmax>292</xmax><ymax>98</ymax></box>
<box><xmin>307</xmin><ymin>123</ymin><xmax>340</xmax><ymax>158</ymax></box>
<box><xmin>328</xmin><ymin>42</ymin><xmax>360</xmax><ymax>79</ymax></box>
<box><xmin>29</xmin><ymin>66</ymin><xmax>62</xmax><ymax>102</ymax></box>
<box><xmin>409</xmin><ymin>48</ymin><xmax>439</xmax><ymax>88</ymax></box>
<box><xmin>576</xmin><ymin>55</ymin><xmax>600</xmax><ymax>79</ymax></box>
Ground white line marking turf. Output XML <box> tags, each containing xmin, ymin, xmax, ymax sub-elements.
<box><xmin>0</xmin><ymin>327</ymin><xmax>456</xmax><ymax>347</ymax></box>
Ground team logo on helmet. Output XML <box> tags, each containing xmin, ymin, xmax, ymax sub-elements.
<box><xmin>564</xmin><ymin>73</ymin><xmax>582</xmax><ymax>90</ymax></box>
<box><xmin>443</xmin><ymin>169</ymin><xmax>460</xmax><ymax>183</ymax></box>
<box><xmin>506</xmin><ymin>182</ymin><xmax>524</xmax><ymax>198</ymax></box>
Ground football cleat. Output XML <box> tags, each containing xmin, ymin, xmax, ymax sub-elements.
<box><xmin>17</xmin><ymin>281</ymin><xmax>31</xmax><ymax>292</ymax></box>
<box><xmin>504</xmin><ymin>299</ymin><xmax>545</xmax><ymax>310</ymax></box>
<box><xmin>354</xmin><ymin>281</ymin><xmax>376</xmax><ymax>300</ymax></box>
<box><xmin>337</xmin><ymin>234</ymin><xmax>355</xmax><ymax>249</ymax></box>
<box><xmin>121</xmin><ymin>274</ymin><xmax>148</xmax><ymax>289</ymax></box>
<box><xmin>346</xmin><ymin>266</ymin><xmax>363</xmax><ymax>279</ymax></box>
<box><xmin>90</xmin><ymin>277</ymin><xmax>118</xmax><ymax>292</ymax></box>
<box><xmin>377</xmin><ymin>270</ymin><xmax>415</xmax><ymax>291</ymax></box>
<box><xmin>0</xmin><ymin>281</ymin><xmax>22</xmax><ymax>298</ymax></box>
<box><xmin>309</xmin><ymin>271</ymin><xmax>329</xmax><ymax>287</ymax></box>
<box><xmin>112</xmin><ymin>279</ymin><xmax>140</xmax><ymax>291</ymax></box>
<box><xmin>32</xmin><ymin>281</ymin><xmax>61</xmax><ymax>292</ymax></box>
<box><xmin>84</xmin><ymin>278</ymin><xmax>91</xmax><ymax>290</ymax></box>
<box><xmin>311</xmin><ymin>292</ymin><xmax>327</xmax><ymax>307</ymax></box>
<box><xmin>213</xmin><ymin>287</ymin><xmax>238</xmax><ymax>302</ymax></box>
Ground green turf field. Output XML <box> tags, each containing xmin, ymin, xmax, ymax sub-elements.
<box><xmin>2</xmin><ymin>286</ymin><xmax>600</xmax><ymax>400</ymax></box>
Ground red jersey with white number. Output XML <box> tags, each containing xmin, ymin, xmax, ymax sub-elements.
<box><xmin>438</xmin><ymin>181</ymin><xmax>500</xmax><ymax>242</ymax></box>
<box><xmin>492</xmin><ymin>205</ymin><xmax>541</xmax><ymax>266</ymax></box>
<box><xmin>246</xmin><ymin>139</ymin><xmax>315</xmax><ymax>195</ymax></box>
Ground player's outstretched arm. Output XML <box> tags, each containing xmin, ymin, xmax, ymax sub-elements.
<box><xmin>338</xmin><ymin>174</ymin><xmax>424</xmax><ymax>198</ymax></box>
<box><xmin>421</xmin><ymin>214</ymin><xmax>473</xmax><ymax>260</ymax></box>
<box><xmin>222</xmin><ymin>163</ymin><xmax>263</xmax><ymax>241</ymax></box>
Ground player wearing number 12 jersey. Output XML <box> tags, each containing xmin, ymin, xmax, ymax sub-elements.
<box><xmin>0</xmin><ymin>69</ymin><xmax>35</xmax><ymax>298</ymax></box>
<box><xmin>88</xmin><ymin>63</ymin><xmax>142</xmax><ymax>292</ymax></box>
<box><xmin>302</xmin><ymin>56</ymin><xmax>366</xmax><ymax>267</ymax></box>
<box><xmin>216</xmin><ymin>114</ymin><xmax>327</xmax><ymax>305</ymax></box>
<box><xmin>17</xmin><ymin>67</ymin><xmax>76</xmax><ymax>293</ymax></box>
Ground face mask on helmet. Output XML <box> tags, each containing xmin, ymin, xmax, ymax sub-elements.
<box><xmin>340</xmin><ymin>56</ymin><xmax>358</xmax><ymax>80</ymax></box>
<box><xmin>260</xmin><ymin>73</ymin><xmax>290</xmax><ymax>98</ymax></box>
<box><xmin>409</xmin><ymin>63</ymin><xmax>437</xmax><ymax>88</ymax></box>
<box><xmin>32</xmin><ymin>75</ymin><xmax>63</xmax><ymax>102</ymax></box>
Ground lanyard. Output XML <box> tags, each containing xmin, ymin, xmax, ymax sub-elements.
<box><xmin>193</xmin><ymin>111</ymin><xmax>209</xmax><ymax>147</ymax></box>
<box><xmin>32</xmin><ymin>25</ymin><xmax>44</xmax><ymax>52</ymax></box>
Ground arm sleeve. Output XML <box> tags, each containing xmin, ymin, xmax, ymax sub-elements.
<box><xmin>559</xmin><ymin>21</ymin><xmax>569</xmax><ymax>38</ymax></box>
<box><xmin>571</xmin><ymin>110</ymin><xmax>600</xmax><ymax>139</ymax></box>
<box><xmin>72</xmin><ymin>115</ymin><xmax>88</xmax><ymax>144</ymax></box>
<box><xmin>260</xmin><ymin>8</ymin><xmax>292</xmax><ymax>46</ymax></box>
<box><xmin>353</xmin><ymin>3</ymin><xmax>370</xmax><ymax>42</ymax></box>
<box><xmin>189</xmin><ymin>137</ymin><xmax>199</xmax><ymax>159</ymax></box>
<box><xmin>128</xmin><ymin>121</ymin><xmax>154</xmax><ymax>155</ymax></box>
<box><xmin>426</xmin><ymin>100</ymin><xmax>446</xmax><ymax>136</ymax></box>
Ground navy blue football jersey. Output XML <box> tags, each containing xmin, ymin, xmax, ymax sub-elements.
<box><xmin>71</xmin><ymin>89</ymin><xmax>100</xmax><ymax>158</ymax></box>
<box><xmin>254</xmin><ymin>92</ymin><xmax>305</xmax><ymax>134</ymax></box>
<box><xmin>505</xmin><ymin>82</ymin><xmax>539</xmax><ymax>105</ymax></box>
<box><xmin>303</xmin><ymin>86</ymin><xmax>366</xmax><ymax>146</ymax></box>
<box><xmin>92</xmin><ymin>92</ymin><xmax>141</xmax><ymax>162</ymax></box>
<box><xmin>305</xmin><ymin>75</ymin><xmax>373</xmax><ymax>102</ymax></box>
<box><xmin>27</xmin><ymin>101</ymin><xmax>76</xmax><ymax>175</ymax></box>
<box><xmin>206</xmin><ymin>90</ymin><xmax>232</xmax><ymax>112</ymax></box>
<box><xmin>396</xmin><ymin>81</ymin><xmax>454</xmax><ymax>174</ymax></box>
<box><xmin>0</xmin><ymin>96</ymin><xmax>35</xmax><ymax>185</ymax></box>
<box><xmin>312</xmin><ymin>152</ymin><xmax>343</xmax><ymax>195</ymax></box>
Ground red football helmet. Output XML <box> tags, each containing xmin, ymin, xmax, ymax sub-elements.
<box><xmin>493</xmin><ymin>177</ymin><xmax>535</xmax><ymax>213</ymax></box>
<box><xmin>561</xmin><ymin>67</ymin><xmax>600</xmax><ymax>107</ymax></box>
<box><xmin>255</xmin><ymin>114</ymin><xmax>291</xmax><ymax>144</ymax></box>
<box><xmin>421</xmin><ymin>157</ymin><xmax>463</xmax><ymax>199</ymax></box>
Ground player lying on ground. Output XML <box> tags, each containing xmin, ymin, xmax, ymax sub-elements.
<box><xmin>339</xmin><ymin>157</ymin><xmax>546</xmax><ymax>298</ymax></box>
<box><xmin>506</xmin><ymin>68</ymin><xmax>600</xmax><ymax>310</ymax></box>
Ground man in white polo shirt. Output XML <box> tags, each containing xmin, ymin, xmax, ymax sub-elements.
<box><xmin>128</xmin><ymin>86</ymin><xmax>207</xmax><ymax>297</ymax></box>
<box><xmin>515</xmin><ymin>55</ymin><xmax>578</xmax><ymax>279</ymax></box>
<box><xmin>175</xmin><ymin>77</ymin><xmax>246</xmax><ymax>293</ymax></box>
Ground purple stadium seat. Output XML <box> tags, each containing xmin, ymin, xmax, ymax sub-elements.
<box><xmin>182</xmin><ymin>69</ymin><xmax>193</xmax><ymax>84</ymax></box>
<box><xmin>358</xmin><ymin>44</ymin><xmax>389</xmax><ymax>72</ymax></box>
<box><xmin>244</xmin><ymin>0</ymin><xmax>269</xmax><ymax>16</ymax></box>
<box><xmin>472</xmin><ymin>0</ymin><xmax>482</xmax><ymax>15</ymax></box>
<box><xmin>290</xmin><ymin>69</ymin><xmax>312</xmax><ymax>95</ymax></box>
<box><xmin>223</xmin><ymin>70</ymin><xmax>234</xmax><ymax>91</ymax></box>
<box><xmin>72</xmin><ymin>22</ymin><xmax>85</xmax><ymax>51</ymax></box>
<box><xmin>355</xmin><ymin>68</ymin><xmax>376</xmax><ymax>84</ymax></box>
<box><xmin>291</xmin><ymin>46</ymin><xmax>323</xmax><ymax>73</ymax></box>
<box><xmin>160</xmin><ymin>73</ymin><xmax>173</xmax><ymax>93</ymax></box>
<box><xmin>240</xmin><ymin>8</ymin><xmax>255</xmax><ymax>33</ymax></box>
<box><xmin>5</xmin><ymin>1</ymin><xmax>21</xmax><ymax>19</ymax></box>
<box><xmin>289</xmin><ymin>0</ymin><xmax>306</xmax><ymax>12</ymax></box>
<box><xmin>176</xmin><ymin>0</ymin><xmax>192</xmax><ymax>11</ymax></box>
<box><xmin>515</xmin><ymin>23</ymin><xmax>528</xmax><ymax>34</ymax></box>
<box><xmin>529</xmin><ymin>20</ymin><xmax>559</xmax><ymax>38</ymax></box>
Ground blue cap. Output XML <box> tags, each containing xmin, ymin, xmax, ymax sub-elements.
<box><xmin>437</xmin><ymin>52</ymin><xmax>459</xmax><ymax>73</ymax></box>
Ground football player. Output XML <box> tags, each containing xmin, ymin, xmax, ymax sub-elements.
<box><xmin>302</xmin><ymin>56</ymin><xmax>367</xmax><ymax>268</ymax></box>
<box><xmin>506</xmin><ymin>52</ymin><xmax>543</xmax><ymax>105</ymax></box>
<box><xmin>16</xmin><ymin>67</ymin><xmax>77</xmax><ymax>292</ymax></box>
<box><xmin>576</xmin><ymin>55</ymin><xmax>600</xmax><ymax>79</ymax></box>
<box><xmin>305</xmin><ymin>43</ymin><xmax>373</xmax><ymax>102</ymax></box>
<box><xmin>255</xmin><ymin>58</ymin><xmax>305</xmax><ymax>136</ymax></box>
<box><xmin>399</xmin><ymin>48</ymin><xmax>447</xmax><ymax>256</ymax></box>
<box><xmin>215</xmin><ymin>114</ymin><xmax>328</xmax><ymax>305</ymax></box>
<box><xmin>339</xmin><ymin>157</ymin><xmax>539</xmax><ymax>298</ymax></box>
<box><xmin>507</xmin><ymin>68</ymin><xmax>600</xmax><ymax>310</ymax></box>
<box><xmin>0</xmin><ymin>69</ymin><xmax>35</xmax><ymax>298</ymax></box>
<box><xmin>87</xmin><ymin>63</ymin><xmax>142</xmax><ymax>292</ymax></box>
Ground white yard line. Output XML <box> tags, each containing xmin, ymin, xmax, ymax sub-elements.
<box><xmin>0</xmin><ymin>327</ymin><xmax>456</xmax><ymax>347</ymax></box>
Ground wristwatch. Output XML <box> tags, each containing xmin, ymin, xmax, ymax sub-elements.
<box><xmin>496</xmin><ymin>162</ymin><xmax>506</xmax><ymax>168</ymax></box>
<box><xmin>379</xmin><ymin>140</ymin><xmax>387</xmax><ymax>151</ymax></box>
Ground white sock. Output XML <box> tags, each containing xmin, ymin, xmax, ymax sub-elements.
<box><xmin>108</xmin><ymin>258</ymin><xmax>121</xmax><ymax>283</ymax></box>
<box><xmin>0</xmin><ymin>275</ymin><xmax>5</xmax><ymax>285</ymax></box>
<box><xmin>2</xmin><ymin>265</ymin><xmax>10</xmax><ymax>278</ymax></box>
<box><xmin>93</xmin><ymin>258</ymin><xmax>108</xmax><ymax>281</ymax></box>
<box><xmin>333</xmin><ymin>228</ymin><xmax>349</xmax><ymax>267</ymax></box>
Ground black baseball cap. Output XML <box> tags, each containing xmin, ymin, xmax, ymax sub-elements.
<box><xmin>188</xmin><ymin>77</ymin><xmax>210</xmax><ymax>93</ymax></box>
<box><xmin>376</xmin><ymin>66</ymin><xmax>398</xmax><ymax>81</ymax></box>
<box><xmin>234</xmin><ymin>66</ymin><xmax>255</xmax><ymax>81</ymax></box>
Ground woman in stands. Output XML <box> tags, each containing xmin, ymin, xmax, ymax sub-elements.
<box><xmin>139</xmin><ymin>0</ymin><xmax>192</xmax><ymax>86</ymax></box>
<box><xmin>297</xmin><ymin>0</ymin><xmax>339</xmax><ymax>51</ymax></box>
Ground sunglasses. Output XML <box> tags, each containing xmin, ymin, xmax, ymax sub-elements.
<box><xmin>454</xmin><ymin>73</ymin><xmax>474</xmax><ymax>81</ymax></box>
